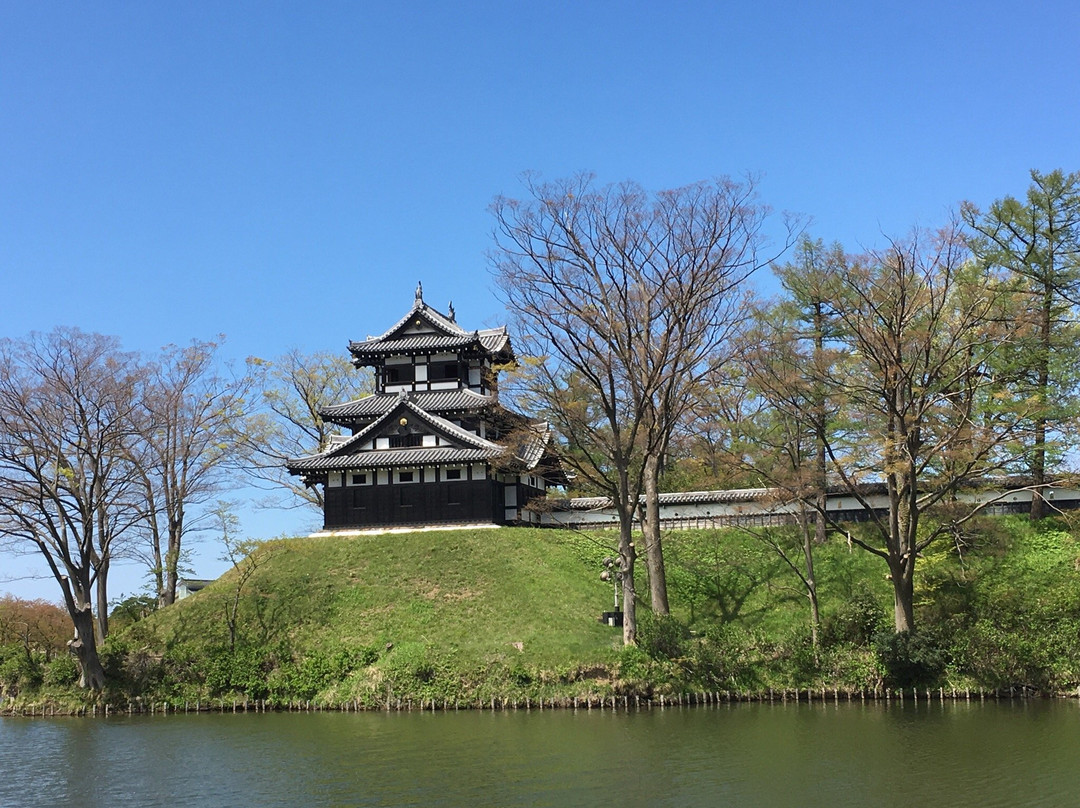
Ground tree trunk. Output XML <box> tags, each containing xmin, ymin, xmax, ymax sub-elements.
<box><xmin>95</xmin><ymin>559</ymin><xmax>110</xmax><ymax>642</ymax></box>
<box><xmin>799</xmin><ymin>508</ymin><xmax>820</xmax><ymax>649</ymax></box>
<box><xmin>889</xmin><ymin>521</ymin><xmax>917</xmax><ymax>633</ymax></box>
<box><xmin>617</xmin><ymin>505</ymin><xmax>637</xmax><ymax>646</ymax></box>
<box><xmin>1030</xmin><ymin>429</ymin><xmax>1047</xmax><ymax>521</ymax></box>
<box><xmin>164</xmin><ymin>508</ymin><xmax>184</xmax><ymax>605</ymax></box>
<box><xmin>1031</xmin><ymin>284</ymin><xmax>1053</xmax><ymax>521</ymax></box>
<box><xmin>163</xmin><ymin>542</ymin><xmax>179</xmax><ymax>607</ymax></box>
<box><xmin>891</xmin><ymin>570</ymin><xmax>915</xmax><ymax>633</ymax></box>
<box><xmin>813</xmin><ymin>300</ymin><xmax>829</xmax><ymax>545</ymax></box>
<box><xmin>69</xmin><ymin>602</ymin><xmax>106</xmax><ymax>690</ymax></box>
<box><xmin>642</xmin><ymin>454</ymin><xmax>670</xmax><ymax>615</ymax></box>
<box><xmin>152</xmin><ymin>538</ymin><xmax>166</xmax><ymax>608</ymax></box>
<box><xmin>813</xmin><ymin>495</ymin><xmax>827</xmax><ymax>545</ymax></box>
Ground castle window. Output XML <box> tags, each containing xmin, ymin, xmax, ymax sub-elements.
<box><xmin>385</xmin><ymin>365</ymin><xmax>415</xmax><ymax>384</ymax></box>
<box><xmin>397</xmin><ymin>470</ymin><xmax>415</xmax><ymax>483</ymax></box>
<box><xmin>430</xmin><ymin>362</ymin><xmax>459</xmax><ymax>381</ymax></box>
<box><xmin>389</xmin><ymin>433</ymin><xmax>423</xmax><ymax>448</ymax></box>
<box><xmin>444</xmin><ymin>468</ymin><xmax>462</xmax><ymax>480</ymax></box>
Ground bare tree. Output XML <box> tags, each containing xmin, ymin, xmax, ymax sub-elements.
<box><xmin>633</xmin><ymin>178</ymin><xmax>796</xmax><ymax>614</ymax></box>
<box><xmin>491</xmin><ymin>173</ymin><xmax>791</xmax><ymax>638</ymax></box>
<box><xmin>130</xmin><ymin>338</ymin><xmax>254</xmax><ymax>607</ymax></box>
<box><xmin>241</xmin><ymin>349</ymin><xmax>372</xmax><ymax>510</ymax></box>
<box><xmin>210</xmin><ymin>500</ymin><xmax>273</xmax><ymax>652</ymax></box>
<box><xmin>820</xmin><ymin>225</ymin><xmax>1032</xmax><ymax>632</ymax></box>
<box><xmin>0</xmin><ymin>329</ymin><xmax>142</xmax><ymax>689</ymax></box>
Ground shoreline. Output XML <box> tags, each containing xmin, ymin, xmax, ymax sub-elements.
<box><xmin>4</xmin><ymin>683</ymin><xmax>1073</xmax><ymax>718</ymax></box>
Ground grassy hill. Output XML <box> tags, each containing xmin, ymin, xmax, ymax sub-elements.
<box><xmin>118</xmin><ymin>527</ymin><xmax>625</xmax><ymax>705</ymax></box>
<box><xmin>80</xmin><ymin>514</ymin><xmax>1080</xmax><ymax>706</ymax></box>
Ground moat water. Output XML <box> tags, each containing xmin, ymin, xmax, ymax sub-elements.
<box><xmin>3</xmin><ymin>700</ymin><xmax>1079</xmax><ymax>807</ymax></box>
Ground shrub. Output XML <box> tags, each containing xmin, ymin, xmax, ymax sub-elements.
<box><xmin>683</xmin><ymin>624</ymin><xmax>768</xmax><ymax>691</ymax></box>
<box><xmin>380</xmin><ymin>643</ymin><xmax>454</xmax><ymax>699</ymax></box>
<box><xmin>823</xmin><ymin>589</ymin><xmax>887</xmax><ymax>647</ymax></box>
<box><xmin>0</xmin><ymin>648</ymin><xmax>42</xmax><ymax>695</ymax></box>
<box><xmin>42</xmin><ymin>654</ymin><xmax>79</xmax><ymax>687</ymax></box>
<box><xmin>201</xmin><ymin>645</ymin><xmax>271</xmax><ymax>698</ymax></box>
<box><xmin>614</xmin><ymin>644</ymin><xmax>662</xmax><ymax>692</ymax></box>
<box><xmin>874</xmin><ymin>629</ymin><xmax>948</xmax><ymax>688</ymax></box>
<box><xmin>284</xmin><ymin>646</ymin><xmax>378</xmax><ymax>700</ymax></box>
<box><xmin>637</xmin><ymin>613</ymin><xmax>690</xmax><ymax>661</ymax></box>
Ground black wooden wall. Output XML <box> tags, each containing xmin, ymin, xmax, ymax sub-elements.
<box><xmin>323</xmin><ymin>478</ymin><xmax>502</xmax><ymax>529</ymax></box>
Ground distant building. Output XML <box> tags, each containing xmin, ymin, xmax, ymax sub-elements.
<box><xmin>539</xmin><ymin>483</ymin><xmax>1080</xmax><ymax>529</ymax></box>
<box><xmin>176</xmin><ymin>578</ymin><xmax>215</xmax><ymax>600</ymax></box>
<box><xmin>287</xmin><ymin>284</ymin><xmax>564</xmax><ymax>531</ymax></box>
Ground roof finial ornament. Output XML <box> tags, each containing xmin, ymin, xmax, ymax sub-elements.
<box><xmin>448</xmin><ymin>300</ymin><xmax>456</xmax><ymax>322</ymax></box>
<box><xmin>415</xmin><ymin>281</ymin><xmax>423</xmax><ymax>302</ymax></box>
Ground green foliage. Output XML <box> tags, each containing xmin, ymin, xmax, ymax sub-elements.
<box><xmin>683</xmin><ymin>624</ymin><xmax>769</xmax><ymax>690</ymax></box>
<box><xmin>942</xmin><ymin>519</ymin><xmax>1080</xmax><ymax>690</ymax></box>
<box><xmin>266</xmin><ymin>645</ymin><xmax>380</xmax><ymax>701</ymax></box>
<box><xmin>41</xmin><ymin>654</ymin><xmax>79</xmax><ymax>687</ymax></box>
<box><xmin>109</xmin><ymin>594</ymin><xmax>158</xmax><ymax>632</ymax></box>
<box><xmin>615</xmin><ymin>644</ymin><xmax>665</xmax><ymax>691</ymax></box>
<box><xmin>36</xmin><ymin>519</ymin><xmax>1073</xmax><ymax>703</ymax></box>
<box><xmin>637</xmin><ymin>613</ymin><xmax>690</xmax><ymax>661</ymax></box>
<box><xmin>0</xmin><ymin>647</ymin><xmax>42</xmax><ymax>695</ymax></box>
<box><xmin>201</xmin><ymin>645</ymin><xmax>271</xmax><ymax>698</ymax></box>
<box><xmin>379</xmin><ymin>643</ymin><xmax>456</xmax><ymax>700</ymax></box>
<box><xmin>822</xmin><ymin>589</ymin><xmax>887</xmax><ymax>646</ymax></box>
<box><xmin>874</xmin><ymin>630</ymin><xmax>949</xmax><ymax>688</ymax></box>
<box><xmin>100</xmin><ymin>636</ymin><xmax>170</xmax><ymax>697</ymax></box>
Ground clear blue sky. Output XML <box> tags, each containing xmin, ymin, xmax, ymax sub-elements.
<box><xmin>3</xmin><ymin>1</ymin><xmax>1078</xmax><ymax>600</ymax></box>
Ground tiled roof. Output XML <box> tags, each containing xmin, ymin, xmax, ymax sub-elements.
<box><xmin>553</xmin><ymin>488</ymin><xmax>770</xmax><ymax>511</ymax></box>
<box><xmin>511</xmin><ymin>421</ymin><xmax>553</xmax><ymax>469</ymax></box>
<box><xmin>288</xmin><ymin>394</ymin><xmax>509</xmax><ymax>473</ymax></box>
<box><xmin>328</xmin><ymin>397</ymin><xmax>501</xmax><ymax>456</ymax></box>
<box><xmin>348</xmin><ymin>330</ymin><xmax>510</xmax><ymax>357</ymax></box>
<box><xmin>347</xmin><ymin>295</ymin><xmax>512</xmax><ymax>358</ymax></box>
<box><xmin>322</xmin><ymin>389</ymin><xmax>496</xmax><ymax>419</ymax></box>
<box><xmin>349</xmin><ymin>330</ymin><xmax>509</xmax><ymax>356</ymax></box>
<box><xmin>371</xmin><ymin>297</ymin><xmax>469</xmax><ymax>342</ymax></box>
<box><xmin>403</xmin><ymin>402</ymin><xmax>505</xmax><ymax>450</ymax></box>
<box><xmin>288</xmin><ymin>446</ymin><xmax>503</xmax><ymax>471</ymax></box>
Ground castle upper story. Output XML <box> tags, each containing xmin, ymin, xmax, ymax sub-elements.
<box><xmin>346</xmin><ymin>282</ymin><xmax>513</xmax><ymax>398</ymax></box>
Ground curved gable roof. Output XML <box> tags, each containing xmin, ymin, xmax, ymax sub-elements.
<box><xmin>321</xmin><ymin>389</ymin><xmax>496</xmax><ymax>422</ymax></box>
<box><xmin>346</xmin><ymin>290</ymin><xmax>512</xmax><ymax>360</ymax></box>
<box><xmin>287</xmin><ymin>393</ymin><xmax>505</xmax><ymax>472</ymax></box>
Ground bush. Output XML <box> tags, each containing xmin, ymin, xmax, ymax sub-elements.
<box><xmin>201</xmin><ymin>645</ymin><xmax>271</xmax><ymax>698</ymax></box>
<box><xmin>42</xmin><ymin>654</ymin><xmax>79</xmax><ymax>687</ymax></box>
<box><xmin>0</xmin><ymin>648</ymin><xmax>42</xmax><ymax>695</ymax></box>
<box><xmin>615</xmin><ymin>644</ymin><xmax>663</xmax><ymax>692</ymax></box>
<box><xmin>823</xmin><ymin>589</ymin><xmax>886</xmax><ymax>647</ymax></box>
<box><xmin>637</xmin><ymin>613</ymin><xmax>690</xmax><ymax>661</ymax></box>
<box><xmin>380</xmin><ymin>643</ymin><xmax>454</xmax><ymax>699</ymax></box>
<box><xmin>283</xmin><ymin>646</ymin><xmax>379</xmax><ymax>700</ymax></box>
<box><xmin>684</xmin><ymin>624</ymin><xmax>767</xmax><ymax>690</ymax></box>
<box><xmin>874</xmin><ymin>630</ymin><xmax>948</xmax><ymax>688</ymax></box>
<box><xmin>950</xmin><ymin>617</ymin><xmax>1080</xmax><ymax>692</ymax></box>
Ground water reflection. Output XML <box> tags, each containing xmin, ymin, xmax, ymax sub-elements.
<box><xmin>2</xmin><ymin>700</ymin><xmax>1079</xmax><ymax>807</ymax></box>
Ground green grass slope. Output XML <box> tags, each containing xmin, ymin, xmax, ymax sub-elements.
<box><xmin>123</xmin><ymin>527</ymin><xmax>622</xmax><ymax>705</ymax></box>
<box><xmin>96</xmin><ymin>515</ymin><xmax>1080</xmax><ymax>708</ymax></box>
